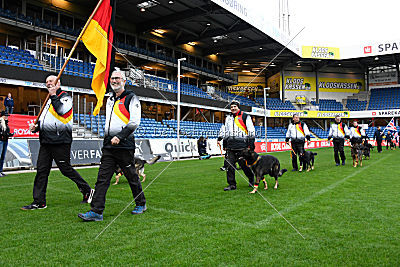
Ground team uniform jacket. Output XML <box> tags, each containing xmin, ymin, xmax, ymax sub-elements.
<box><xmin>285</xmin><ymin>121</ymin><xmax>311</xmax><ymax>142</ymax></box>
<box><xmin>218</xmin><ymin>110</ymin><xmax>255</xmax><ymax>150</ymax></box>
<box><xmin>328</xmin><ymin>122</ymin><xmax>350</xmax><ymax>139</ymax></box>
<box><xmin>37</xmin><ymin>89</ymin><xmax>73</xmax><ymax>144</ymax></box>
<box><xmin>350</xmin><ymin>126</ymin><xmax>366</xmax><ymax>139</ymax></box>
<box><xmin>104</xmin><ymin>90</ymin><xmax>140</xmax><ymax>150</ymax></box>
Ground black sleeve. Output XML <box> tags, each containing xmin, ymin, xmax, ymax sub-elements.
<box><xmin>285</xmin><ymin>137</ymin><xmax>290</xmax><ymax>142</ymax></box>
<box><xmin>50</xmin><ymin>94</ymin><xmax>63</xmax><ymax>113</ymax></box>
<box><xmin>248</xmin><ymin>137</ymin><xmax>255</xmax><ymax>151</ymax></box>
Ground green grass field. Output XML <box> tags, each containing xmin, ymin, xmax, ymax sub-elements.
<box><xmin>1</xmin><ymin>147</ymin><xmax>400</xmax><ymax>266</ymax></box>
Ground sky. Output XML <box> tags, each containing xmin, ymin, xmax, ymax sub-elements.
<box><xmin>253</xmin><ymin>0</ymin><xmax>400</xmax><ymax>47</ymax></box>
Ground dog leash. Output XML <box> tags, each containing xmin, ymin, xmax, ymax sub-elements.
<box><xmin>245</xmin><ymin>156</ymin><xmax>261</xmax><ymax>167</ymax></box>
<box><xmin>288</xmin><ymin>143</ymin><xmax>297</xmax><ymax>156</ymax></box>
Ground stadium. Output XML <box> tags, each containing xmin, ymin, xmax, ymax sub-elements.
<box><xmin>0</xmin><ymin>0</ymin><xmax>399</xmax><ymax>265</ymax></box>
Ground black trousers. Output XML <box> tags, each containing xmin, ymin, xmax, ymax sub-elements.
<box><xmin>225</xmin><ymin>149</ymin><xmax>254</xmax><ymax>186</ymax></box>
<box><xmin>291</xmin><ymin>140</ymin><xmax>305</xmax><ymax>170</ymax></box>
<box><xmin>333</xmin><ymin>138</ymin><xmax>345</xmax><ymax>164</ymax></box>
<box><xmin>386</xmin><ymin>139</ymin><xmax>392</xmax><ymax>149</ymax></box>
<box><xmin>33</xmin><ymin>143</ymin><xmax>91</xmax><ymax>204</ymax></box>
<box><xmin>91</xmin><ymin>148</ymin><xmax>145</xmax><ymax>214</ymax></box>
<box><xmin>376</xmin><ymin>140</ymin><xmax>382</xmax><ymax>152</ymax></box>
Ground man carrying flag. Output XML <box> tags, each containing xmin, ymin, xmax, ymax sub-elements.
<box><xmin>286</xmin><ymin>114</ymin><xmax>311</xmax><ymax>172</ymax></box>
<box><xmin>217</xmin><ymin>101</ymin><xmax>255</xmax><ymax>191</ymax></box>
<box><xmin>328</xmin><ymin>115</ymin><xmax>350</xmax><ymax>166</ymax></box>
<box><xmin>383</xmin><ymin>118</ymin><xmax>397</xmax><ymax>150</ymax></box>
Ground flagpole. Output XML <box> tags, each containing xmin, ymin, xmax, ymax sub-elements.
<box><xmin>34</xmin><ymin>0</ymin><xmax>105</xmax><ymax>124</ymax></box>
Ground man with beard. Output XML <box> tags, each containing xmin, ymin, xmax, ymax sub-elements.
<box><xmin>79</xmin><ymin>69</ymin><xmax>145</xmax><ymax>221</ymax></box>
<box><xmin>21</xmin><ymin>75</ymin><xmax>93</xmax><ymax>210</ymax></box>
<box><xmin>328</xmin><ymin>115</ymin><xmax>350</xmax><ymax>166</ymax></box>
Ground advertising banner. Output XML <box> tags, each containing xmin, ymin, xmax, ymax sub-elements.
<box><xmin>342</xmin><ymin>39</ymin><xmax>400</xmax><ymax>59</ymax></box>
<box><xmin>284</xmin><ymin>76</ymin><xmax>316</xmax><ymax>91</ymax></box>
<box><xmin>148</xmin><ymin>138</ymin><xmax>221</xmax><ymax>160</ymax></box>
<box><xmin>8</xmin><ymin>114</ymin><xmax>39</xmax><ymax>138</ymax></box>
<box><xmin>351</xmin><ymin>109</ymin><xmax>400</xmax><ymax>118</ymax></box>
<box><xmin>302</xmin><ymin>46</ymin><xmax>340</xmax><ymax>59</ymax></box>
<box><xmin>369</xmin><ymin>71</ymin><xmax>398</xmax><ymax>87</ymax></box>
<box><xmin>28</xmin><ymin>139</ymin><xmax>103</xmax><ymax>168</ymax></box>
<box><xmin>254</xmin><ymin>140</ymin><xmax>333</xmax><ymax>153</ymax></box>
<box><xmin>268</xmin><ymin>110</ymin><xmax>350</xmax><ymax>118</ymax></box>
<box><xmin>318</xmin><ymin>77</ymin><xmax>364</xmax><ymax>93</ymax></box>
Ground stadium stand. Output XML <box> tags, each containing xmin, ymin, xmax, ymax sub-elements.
<box><xmin>311</xmin><ymin>99</ymin><xmax>343</xmax><ymax>111</ymax></box>
<box><xmin>346</xmin><ymin>99</ymin><xmax>367</xmax><ymax>111</ymax></box>
<box><xmin>214</xmin><ymin>90</ymin><xmax>258</xmax><ymax>107</ymax></box>
<box><xmin>0</xmin><ymin>45</ymin><xmax>44</xmax><ymax>70</ymax></box>
<box><xmin>116</xmin><ymin>42</ymin><xmax>232</xmax><ymax>80</ymax></box>
<box><xmin>0</xmin><ymin>8</ymin><xmax>81</xmax><ymax>36</ymax></box>
<box><xmin>368</xmin><ymin>87</ymin><xmax>400</xmax><ymax>110</ymax></box>
<box><xmin>255</xmin><ymin>97</ymin><xmax>296</xmax><ymax>110</ymax></box>
<box><xmin>310</xmin><ymin>127</ymin><xmax>329</xmax><ymax>139</ymax></box>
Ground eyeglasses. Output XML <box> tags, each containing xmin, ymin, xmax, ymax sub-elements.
<box><xmin>110</xmin><ymin>77</ymin><xmax>122</xmax><ymax>81</ymax></box>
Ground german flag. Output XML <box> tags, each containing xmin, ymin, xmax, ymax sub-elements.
<box><xmin>82</xmin><ymin>0</ymin><xmax>116</xmax><ymax>116</ymax></box>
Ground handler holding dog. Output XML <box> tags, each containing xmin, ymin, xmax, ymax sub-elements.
<box><xmin>328</xmin><ymin>115</ymin><xmax>350</xmax><ymax>166</ymax></box>
<box><xmin>285</xmin><ymin>114</ymin><xmax>310</xmax><ymax>172</ymax></box>
<box><xmin>218</xmin><ymin>101</ymin><xmax>255</xmax><ymax>191</ymax></box>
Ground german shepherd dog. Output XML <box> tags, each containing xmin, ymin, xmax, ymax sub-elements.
<box><xmin>363</xmin><ymin>141</ymin><xmax>373</xmax><ymax>159</ymax></box>
<box><xmin>113</xmin><ymin>155</ymin><xmax>161</xmax><ymax>185</ymax></box>
<box><xmin>389</xmin><ymin>140</ymin><xmax>396</xmax><ymax>150</ymax></box>
<box><xmin>135</xmin><ymin>155</ymin><xmax>161</xmax><ymax>182</ymax></box>
<box><xmin>299</xmin><ymin>151</ymin><xmax>317</xmax><ymax>172</ymax></box>
<box><xmin>240</xmin><ymin>148</ymin><xmax>287</xmax><ymax>194</ymax></box>
<box><xmin>351</xmin><ymin>143</ymin><xmax>363</xmax><ymax>167</ymax></box>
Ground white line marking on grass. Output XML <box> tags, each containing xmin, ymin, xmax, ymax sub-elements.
<box><xmin>254</xmin><ymin>155</ymin><xmax>390</xmax><ymax>227</ymax></box>
<box><xmin>94</xmin><ymin>160</ymin><xmax>175</xmax><ymax>240</ymax></box>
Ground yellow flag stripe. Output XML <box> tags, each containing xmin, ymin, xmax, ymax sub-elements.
<box><xmin>48</xmin><ymin>105</ymin><xmax>73</xmax><ymax>124</ymax></box>
<box><xmin>113</xmin><ymin>101</ymin><xmax>129</xmax><ymax>124</ymax></box>
<box><xmin>234</xmin><ymin>117</ymin><xmax>248</xmax><ymax>134</ymax></box>
<box><xmin>82</xmin><ymin>20</ymin><xmax>109</xmax><ymax>116</ymax></box>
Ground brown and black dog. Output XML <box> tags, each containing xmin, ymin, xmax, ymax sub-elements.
<box><xmin>113</xmin><ymin>155</ymin><xmax>161</xmax><ymax>185</ymax></box>
<box><xmin>299</xmin><ymin>151</ymin><xmax>317</xmax><ymax>172</ymax></box>
<box><xmin>351</xmin><ymin>143</ymin><xmax>363</xmax><ymax>167</ymax></box>
<box><xmin>240</xmin><ymin>148</ymin><xmax>287</xmax><ymax>194</ymax></box>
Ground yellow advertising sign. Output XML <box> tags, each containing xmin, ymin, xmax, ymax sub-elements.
<box><xmin>269</xmin><ymin>110</ymin><xmax>350</xmax><ymax>118</ymax></box>
<box><xmin>227</xmin><ymin>83</ymin><xmax>265</xmax><ymax>93</ymax></box>
<box><xmin>318</xmin><ymin>77</ymin><xmax>364</xmax><ymax>93</ymax></box>
<box><xmin>284</xmin><ymin>76</ymin><xmax>316</xmax><ymax>91</ymax></box>
<box><xmin>302</xmin><ymin>46</ymin><xmax>340</xmax><ymax>59</ymax></box>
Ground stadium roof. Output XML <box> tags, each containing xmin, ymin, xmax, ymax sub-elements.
<box><xmin>18</xmin><ymin>0</ymin><xmax>400</xmax><ymax>76</ymax></box>
<box><xmin>64</xmin><ymin>0</ymin><xmax>297</xmax><ymax>73</ymax></box>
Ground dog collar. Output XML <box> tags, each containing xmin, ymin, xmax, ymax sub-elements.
<box><xmin>246</xmin><ymin>156</ymin><xmax>261</xmax><ymax>167</ymax></box>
